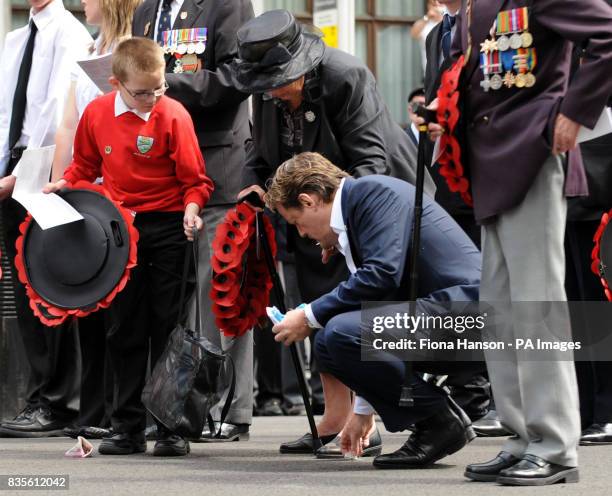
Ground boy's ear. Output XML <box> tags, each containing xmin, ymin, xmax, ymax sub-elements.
<box><xmin>108</xmin><ymin>76</ymin><xmax>120</xmax><ymax>93</ymax></box>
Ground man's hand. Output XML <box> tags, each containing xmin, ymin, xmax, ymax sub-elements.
<box><xmin>42</xmin><ymin>178</ymin><xmax>67</xmax><ymax>194</ymax></box>
<box><xmin>0</xmin><ymin>175</ymin><xmax>17</xmax><ymax>201</ymax></box>
<box><xmin>552</xmin><ymin>113</ymin><xmax>581</xmax><ymax>156</ymax></box>
<box><xmin>237</xmin><ymin>185</ymin><xmax>266</xmax><ymax>211</ymax></box>
<box><xmin>340</xmin><ymin>412</ymin><xmax>375</xmax><ymax>457</ymax></box>
<box><xmin>184</xmin><ymin>202</ymin><xmax>203</xmax><ymax>241</ymax></box>
<box><xmin>272</xmin><ymin>308</ymin><xmax>312</xmax><ymax>346</ymax></box>
<box><xmin>414</xmin><ymin>98</ymin><xmax>443</xmax><ymax>141</ymax></box>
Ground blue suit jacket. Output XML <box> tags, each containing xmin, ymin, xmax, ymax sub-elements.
<box><xmin>310</xmin><ymin>176</ymin><xmax>481</xmax><ymax>326</ymax></box>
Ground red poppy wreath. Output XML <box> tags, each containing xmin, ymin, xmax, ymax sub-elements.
<box><xmin>210</xmin><ymin>203</ymin><xmax>276</xmax><ymax>338</ymax></box>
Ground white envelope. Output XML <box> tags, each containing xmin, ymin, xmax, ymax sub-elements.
<box><xmin>578</xmin><ymin>106</ymin><xmax>612</xmax><ymax>143</ymax></box>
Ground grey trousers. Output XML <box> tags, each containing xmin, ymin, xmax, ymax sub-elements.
<box><xmin>481</xmin><ymin>154</ymin><xmax>580</xmax><ymax>467</ymax></box>
<box><xmin>188</xmin><ymin>204</ymin><xmax>253</xmax><ymax>425</ymax></box>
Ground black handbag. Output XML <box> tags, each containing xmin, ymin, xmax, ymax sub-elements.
<box><xmin>141</xmin><ymin>233</ymin><xmax>235</xmax><ymax>439</ymax></box>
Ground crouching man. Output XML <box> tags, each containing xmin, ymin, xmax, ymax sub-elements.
<box><xmin>265</xmin><ymin>152</ymin><xmax>483</xmax><ymax>468</ymax></box>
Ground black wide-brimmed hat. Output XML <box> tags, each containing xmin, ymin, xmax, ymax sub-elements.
<box><xmin>16</xmin><ymin>183</ymin><xmax>138</xmax><ymax>326</ymax></box>
<box><xmin>230</xmin><ymin>9</ymin><xmax>325</xmax><ymax>93</ymax></box>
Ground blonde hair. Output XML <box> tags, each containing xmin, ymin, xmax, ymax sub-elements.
<box><xmin>264</xmin><ymin>152</ymin><xmax>349</xmax><ymax>211</ymax></box>
<box><xmin>112</xmin><ymin>37</ymin><xmax>165</xmax><ymax>81</ymax></box>
<box><xmin>98</xmin><ymin>0</ymin><xmax>142</xmax><ymax>54</ymax></box>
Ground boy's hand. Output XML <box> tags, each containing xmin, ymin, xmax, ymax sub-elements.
<box><xmin>184</xmin><ymin>202</ymin><xmax>203</xmax><ymax>241</ymax></box>
<box><xmin>42</xmin><ymin>179</ymin><xmax>67</xmax><ymax>194</ymax></box>
<box><xmin>0</xmin><ymin>175</ymin><xmax>17</xmax><ymax>200</ymax></box>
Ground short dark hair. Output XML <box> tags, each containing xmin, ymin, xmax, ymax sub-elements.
<box><xmin>407</xmin><ymin>87</ymin><xmax>425</xmax><ymax>104</ymax></box>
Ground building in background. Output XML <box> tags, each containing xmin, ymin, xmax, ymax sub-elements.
<box><xmin>1</xmin><ymin>0</ymin><xmax>426</xmax><ymax>125</ymax></box>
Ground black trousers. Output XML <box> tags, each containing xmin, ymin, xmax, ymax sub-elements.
<box><xmin>77</xmin><ymin>311</ymin><xmax>112</xmax><ymax>427</ymax></box>
<box><xmin>566</xmin><ymin>219</ymin><xmax>612</xmax><ymax>426</ymax></box>
<box><xmin>1</xmin><ymin>197</ymin><xmax>78</xmax><ymax>419</ymax></box>
<box><xmin>106</xmin><ymin>212</ymin><xmax>191</xmax><ymax>434</ymax></box>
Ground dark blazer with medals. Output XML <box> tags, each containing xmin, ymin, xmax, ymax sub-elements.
<box><xmin>242</xmin><ymin>47</ymin><xmax>436</xmax><ymax>197</ymax></box>
<box><xmin>453</xmin><ymin>0</ymin><xmax>612</xmax><ymax>223</ymax></box>
<box><xmin>133</xmin><ymin>0</ymin><xmax>254</xmax><ymax>206</ymax></box>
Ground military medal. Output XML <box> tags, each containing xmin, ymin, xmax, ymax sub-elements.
<box><xmin>497</xmin><ymin>35</ymin><xmax>510</xmax><ymax>51</ymax></box>
<box><xmin>521</xmin><ymin>31</ymin><xmax>533</xmax><ymax>48</ymax></box>
<box><xmin>503</xmin><ymin>71</ymin><xmax>515</xmax><ymax>88</ymax></box>
<box><xmin>509</xmin><ymin>33</ymin><xmax>522</xmax><ymax>50</ymax></box>
<box><xmin>524</xmin><ymin>72</ymin><xmax>536</xmax><ymax>87</ymax></box>
<box><xmin>514</xmin><ymin>73</ymin><xmax>526</xmax><ymax>88</ymax></box>
<box><xmin>480</xmin><ymin>51</ymin><xmax>500</xmax><ymax>92</ymax></box>
<box><xmin>195</xmin><ymin>28</ymin><xmax>207</xmax><ymax>55</ymax></box>
<box><xmin>305</xmin><ymin>110</ymin><xmax>316</xmax><ymax>122</ymax></box>
<box><xmin>180</xmin><ymin>53</ymin><xmax>199</xmax><ymax>73</ymax></box>
<box><xmin>195</xmin><ymin>41</ymin><xmax>206</xmax><ymax>54</ymax></box>
<box><xmin>187</xmin><ymin>43</ymin><xmax>196</xmax><ymax>54</ymax></box>
<box><xmin>490</xmin><ymin>74</ymin><xmax>503</xmax><ymax>90</ymax></box>
<box><xmin>173</xmin><ymin>59</ymin><xmax>184</xmax><ymax>73</ymax></box>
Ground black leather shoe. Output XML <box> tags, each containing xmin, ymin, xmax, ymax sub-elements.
<box><xmin>472</xmin><ymin>410</ymin><xmax>511</xmax><ymax>437</ymax></box>
<box><xmin>255</xmin><ymin>398</ymin><xmax>284</xmax><ymax>416</ymax></box>
<box><xmin>316</xmin><ymin>427</ymin><xmax>383</xmax><ymax>459</ymax></box>
<box><xmin>282</xmin><ymin>402</ymin><xmax>306</xmax><ymax>416</ymax></box>
<box><xmin>497</xmin><ymin>454</ymin><xmax>579</xmax><ymax>486</ymax></box>
<box><xmin>98</xmin><ymin>432</ymin><xmax>146</xmax><ymax>455</ymax></box>
<box><xmin>580</xmin><ymin>423</ymin><xmax>612</xmax><ymax>445</ymax></box>
<box><xmin>464</xmin><ymin>451</ymin><xmax>520</xmax><ymax>481</ymax></box>
<box><xmin>279</xmin><ymin>432</ymin><xmax>338</xmax><ymax>454</ymax></box>
<box><xmin>63</xmin><ymin>425</ymin><xmax>112</xmax><ymax>439</ymax></box>
<box><xmin>1</xmin><ymin>405</ymin><xmax>37</xmax><ymax>426</ymax></box>
<box><xmin>0</xmin><ymin>408</ymin><xmax>70</xmax><ymax>438</ymax></box>
<box><xmin>153</xmin><ymin>431</ymin><xmax>190</xmax><ymax>456</ymax></box>
<box><xmin>199</xmin><ymin>422</ymin><xmax>250</xmax><ymax>442</ymax></box>
<box><xmin>373</xmin><ymin>398</ymin><xmax>476</xmax><ymax>469</ymax></box>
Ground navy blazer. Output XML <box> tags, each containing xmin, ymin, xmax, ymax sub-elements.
<box><xmin>310</xmin><ymin>176</ymin><xmax>481</xmax><ymax>326</ymax></box>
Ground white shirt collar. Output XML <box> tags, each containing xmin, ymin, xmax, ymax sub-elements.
<box><xmin>114</xmin><ymin>91</ymin><xmax>151</xmax><ymax>122</ymax></box>
<box><xmin>330</xmin><ymin>177</ymin><xmax>346</xmax><ymax>235</ymax></box>
<box><xmin>31</xmin><ymin>0</ymin><xmax>64</xmax><ymax>31</ymax></box>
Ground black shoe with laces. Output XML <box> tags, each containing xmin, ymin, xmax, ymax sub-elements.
<box><xmin>99</xmin><ymin>432</ymin><xmax>146</xmax><ymax>455</ymax></box>
<box><xmin>0</xmin><ymin>405</ymin><xmax>37</xmax><ymax>427</ymax></box>
<box><xmin>0</xmin><ymin>407</ymin><xmax>70</xmax><ymax>438</ymax></box>
<box><xmin>153</xmin><ymin>428</ymin><xmax>190</xmax><ymax>456</ymax></box>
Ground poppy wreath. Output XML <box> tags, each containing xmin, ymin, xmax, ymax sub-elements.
<box><xmin>210</xmin><ymin>202</ymin><xmax>276</xmax><ymax>338</ymax></box>
<box><xmin>436</xmin><ymin>55</ymin><xmax>474</xmax><ymax>207</ymax></box>
<box><xmin>591</xmin><ymin>209</ymin><xmax>612</xmax><ymax>302</ymax></box>
<box><xmin>14</xmin><ymin>181</ymin><xmax>139</xmax><ymax>326</ymax></box>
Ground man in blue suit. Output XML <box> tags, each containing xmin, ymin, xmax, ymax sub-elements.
<box><xmin>265</xmin><ymin>152</ymin><xmax>483</xmax><ymax>468</ymax></box>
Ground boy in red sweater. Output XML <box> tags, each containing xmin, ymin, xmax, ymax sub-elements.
<box><xmin>45</xmin><ymin>37</ymin><xmax>214</xmax><ymax>456</ymax></box>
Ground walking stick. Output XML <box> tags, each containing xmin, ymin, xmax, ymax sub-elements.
<box><xmin>239</xmin><ymin>192</ymin><xmax>322</xmax><ymax>453</ymax></box>
<box><xmin>399</xmin><ymin>106</ymin><xmax>435</xmax><ymax>407</ymax></box>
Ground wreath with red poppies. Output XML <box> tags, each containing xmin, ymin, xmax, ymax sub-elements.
<box><xmin>210</xmin><ymin>203</ymin><xmax>276</xmax><ymax>338</ymax></box>
<box><xmin>14</xmin><ymin>181</ymin><xmax>139</xmax><ymax>326</ymax></box>
<box><xmin>436</xmin><ymin>55</ymin><xmax>474</xmax><ymax>207</ymax></box>
<box><xmin>591</xmin><ymin>209</ymin><xmax>612</xmax><ymax>302</ymax></box>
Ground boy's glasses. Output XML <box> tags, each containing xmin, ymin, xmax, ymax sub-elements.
<box><xmin>120</xmin><ymin>81</ymin><xmax>169</xmax><ymax>101</ymax></box>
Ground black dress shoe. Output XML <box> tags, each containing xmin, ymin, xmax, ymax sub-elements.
<box><xmin>0</xmin><ymin>408</ymin><xmax>69</xmax><ymax>438</ymax></box>
<box><xmin>282</xmin><ymin>402</ymin><xmax>306</xmax><ymax>416</ymax></box>
<box><xmin>279</xmin><ymin>432</ymin><xmax>339</xmax><ymax>454</ymax></box>
<box><xmin>472</xmin><ymin>410</ymin><xmax>511</xmax><ymax>437</ymax></box>
<box><xmin>63</xmin><ymin>425</ymin><xmax>112</xmax><ymax>439</ymax></box>
<box><xmin>199</xmin><ymin>422</ymin><xmax>250</xmax><ymax>442</ymax></box>
<box><xmin>464</xmin><ymin>451</ymin><xmax>520</xmax><ymax>481</ymax></box>
<box><xmin>153</xmin><ymin>430</ymin><xmax>190</xmax><ymax>456</ymax></box>
<box><xmin>255</xmin><ymin>398</ymin><xmax>284</xmax><ymax>416</ymax></box>
<box><xmin>580</xmin><ymin>423</ymin><xmax>612</xmax><ymax>445</ymax></box>
<box><xmin>98</xmin><ymin>432</ymin><xmax>146</xmax><ymax>455</ymax></box>
<box><xmin>1</xmin><ymin>405</ymin><xmax>37</xmax><ymax>426</ymax></box>
<box><xmin>316</xmin><ymin>427</ymin><xmax>383</xmax><ymax>459</ymax></box>
<box><xmin>373</xmin><ymin>398</ymin><xmax>476</xmax><ymax>469</ymax></box>
<box><xmin>497</xmin><ymin>454</ymin><xmax>579</xmax><ymax>486</ymax></box>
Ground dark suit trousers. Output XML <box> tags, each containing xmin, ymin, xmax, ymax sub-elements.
<box><xmin>565</xmin><ymin>219</ymin><xmax>612</xmax><ymax>426</ymax></box>
<box><xmin>106</xmin><ymin>212</ymin><xmax>190</xmax><ymax>434</ymax></box>
<box><xmin>1</xmin><ymin>196</ymin><xmax>78</xmax><ymax>419</ymax></box>
<box><xmin>314</xmin><ymin>310</ymin><xmax>448</xmax><ymax>432</ymax></box>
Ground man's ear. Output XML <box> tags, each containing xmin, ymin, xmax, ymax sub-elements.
<box><xmin>108</xmin><ymin>76</ymin><xmax>120</xmax><ymax>93</ymax></box>
<box><xmin>297</xmin><ymin>193</ymin><xmax>317</xmax><ymax>208</ymax></box>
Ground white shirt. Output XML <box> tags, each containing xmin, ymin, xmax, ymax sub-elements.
<box><xmin>114</xmin><ymin>92</ymin><xmax>151</xmax><ymax>122</ymax></box>
<box><xmin>73</xmin><ymin>37</ymin><xmax>109</xmax><ymax>118</ymax></box>
<box><xmin>153</xmin><ymin>0</ymin><xmax>185</xmax><ymax>42</ymax></box>
<box><xmin>302</xmin><ymin>178</ymin><xmax>376</xmax><ymax>417</ymax></box>
<box><xmin>0</xmin><ymin>0</ymin><xmax>92</xmax><ymax>176</ymax></box>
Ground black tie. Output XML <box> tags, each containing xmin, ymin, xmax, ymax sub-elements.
<box><xmin>441</xmin><ymin>14</ymin><xmax>456</xmax><ymax>61</ymax></box>
<box><xmin>156</xmin><ymin>0</ymin><xmax>173</xmax><ymax>44</ymax></box>
<box><xmin>9</xmin><ymin>20</ymin><xmax>37</xmax><ymax>151</ymax></box>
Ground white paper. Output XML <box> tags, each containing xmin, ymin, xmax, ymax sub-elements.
<box><xmin>12</xmin><ymin>146</ymin><xmax>84</xmax><ymax>230</ymax></box>
<box><xmin>77</xmin><ymin>53</ymin><xmax>113</xmax><ymax>94</ymax></box>
<box><xmin>578</xmin><ymin>107</ymin><xmax>612</xmax><ymax>143</ymax></box>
